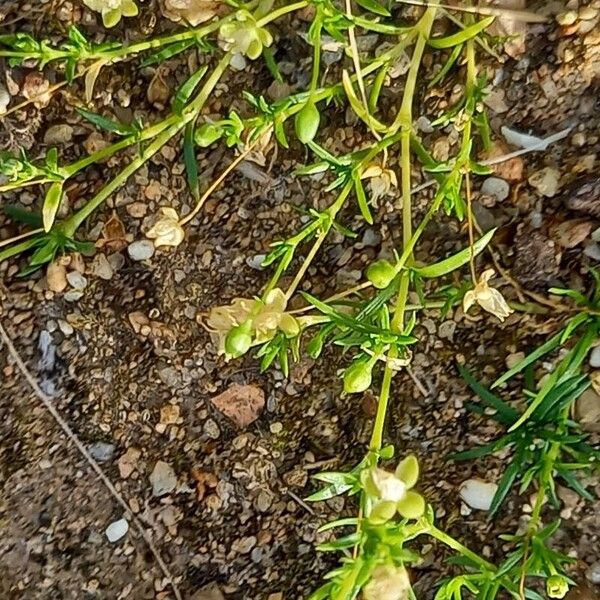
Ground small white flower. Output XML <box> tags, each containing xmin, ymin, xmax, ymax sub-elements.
<box><xmin>463</xmin><ymin>269</ymin><xmax>513</xmax><ymax>322</ymax></box>
<box><xmin>362</xmin><ymin>164</ymin><xmax>398</xmax><ymax>205</ymax></box>
<box><xmin>83</xmin><ymin>0</ymin><xmax>138</xmax><ymax>27</ymax></box>
<box><xmin>204</xmin><ymin>288</ymin><xmax>299</xmax><ymax>357</ymax></box>
<box><xmin>218</xmin><ymin>10</ymin><xmax>273</xmax><ymax>60</ymax></box>
<box><xmin>371</xmin><ymin>468</ymin><xmax>407</xmax><ymax>502</ymax></box>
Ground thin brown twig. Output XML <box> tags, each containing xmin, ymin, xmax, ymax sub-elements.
<box><xmin>287</xmin><ymin>490</ymin><xmax>315</xmax><ymax>515</ymax></box>
<box><xmin>179</xmin><ymin>129</ymin><xmax>271</xmax><ymax>227</ymax></box>
<box><xmin>0</xmin><ymin>319</ymin><xmax>183</xmax><ymax>600</ymax></box>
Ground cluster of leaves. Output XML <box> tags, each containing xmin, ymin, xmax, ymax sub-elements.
<box><xmin>0</xmin><ymin>148</ymin><xmax>63</xmax><ymax>185</ymax></box>
<box><xmin>0</xmin><ymin>27</ymin><xmax>120</xmax><ymax>80</ymax></box>
<box><xmin>456</xmin><ymin>292</ymin><xmax>600</xmax><ymax>515</ymax></box>
<box><xmin>1</xmin><ymin>2</ymin><xmax>597</xmax><ymax>600</ymax></box>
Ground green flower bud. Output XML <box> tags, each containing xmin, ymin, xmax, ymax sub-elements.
<box><xmin>195</xmin><ymin>123</ymin><xmax>223</xmax><ymax>147</ymax></box>
<box><xmin>546</xmin><ymin>575</ymin><xmax>569</xmax><ymax>599</ymax></box>
<box><xmin>295</xmin><ymin>102</ymin><xmax>320</xmax><ymax>144</ymax></box>
<box><xmin>366</xmin><ymin>259</ymin><xmax>396</xmax><ymax>289</ymax></box>
<box><xmin>225</xmin><ymin>322</ymin><xmax>252</xmax><ymax>358</ymax></box>
<box><xmin>368</xmin><ymin>500</ymin><xmax>397</xmax><ymax>525</ymax></box>
<box><xmin>343</xmin><ymin>360</ymin><xmax>373</xmax><ymax>394</ymax></box>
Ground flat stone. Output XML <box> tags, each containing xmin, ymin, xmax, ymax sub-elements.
<box><xmin>66</xmin><ymin>271</ymin><xmax>87</xmax><ymax>290</ymax></box>
<box><xmin>0</xmin><ymin>83</ymin><xmax>9</xmax><ymax>114</ymax></box>
<box><xmin>105</xmin><ymin>518</ymin><xmax>129</xmax><ymax>543</ymax></box>
<box><xmin>589</xmin><ymin>346</ymin><xmax>600</xmax><ymax>368</ymax></box>
<box><xmin>91</xmin><ymin>253</ymin><xmax>114</xmax><ymax>280</ymax></box>
<box><xmin>481</xmin><ymin>177</ymin><xmax>510</xmax><ymax>202</ymax></box>
<box><xmin>586</xmin><ymin>562</ymin><xmax>600</xmax><ymax>584</ymax></box>
<box><xmin>88</xmin><ymin>442</ymin><xmax>115</xmax><ymax>462</ymax></box>
<box><xmin>150</xmin><ymin>461</ymin><xmax>177</xmax><ymax>497</ymax></box>
<box><xmin>528</xmin><ymin>167</ymin><xmax>560</xmax><ymax>197</ymax></box>
<box><xmin>44</xmin><ymin>124</ymin><xmax>73</xmax><ymax>145</ymax></box>
<box><xmin>128</xmin><ymin>240</ymin><xmax>155</xmax><ymax>261</ymax></box>
<box><xmin>459</xmin><ymin>478</ymin><xmax>498</xmax><ymax>511</ymax></box>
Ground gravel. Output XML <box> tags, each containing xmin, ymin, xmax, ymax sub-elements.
<box><xmin>105</xmin><ymin>518</ymin><xmax>129</xmax><ymax>543</ymax></box>
<box><xmin>127</xmin><ymin>240</ymin><xmax>155</xmax><ymax>261</ymax></box>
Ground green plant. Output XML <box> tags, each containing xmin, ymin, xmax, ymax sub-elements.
<box><xmin>1</xmin><ymin>2</ymin><xmax>595</xmax><ymax>599</ymax></box>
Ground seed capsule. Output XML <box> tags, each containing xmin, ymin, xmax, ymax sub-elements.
<box><xmin>225</xmin><ymin>323</ymin><xmax>252</xmax><ymax>358</ymax></box>
<box><xmin>343</xmin><ymin>360</ymin><xmax>373</xmax><ymax>394</ymax></box>
<box><xmin>366</xmin><ymin>259</ymin><xmax>396</xmax><ymax>289</ymax></box>
<box><xmin>295</xmin><ymin>102</ymin><xmax>320</xmax><ymax>144</ymax></box>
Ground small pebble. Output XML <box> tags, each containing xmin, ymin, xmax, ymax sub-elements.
<box><xmin>586</xmin><ymin>561</ymin><xmax>600</xmax><ymax>584</ymax></box>
<box><xmin>66</xmin><ymin>271</ymin><xmax>87</xmax><ymax>290</ymax></box>
<box><xmin>232</xmin><ymin>535</ymin><xmax>257</xmax><ymax>554</ymax></box>
<box><xmin>575</xmin><ymin>388</ymin><xmax>600</xmax><ymax>433</ymax></box>
<box><xmin>506</xmin><ymin>352</ymin><xmax>525</xmax><ymax>369</ymax></box>
<box><xmin>255</xmin><ymin>490</ymin><xmax>273</xmax><ymax>512</ymax></box>
<box><xmin>64</xmin><ymin>290</ymin><xmax>84</xmax><ymax>302</ymax></box>
<box><xmin>571</xmin><ymin>132</ymin><xmax>586</xmax><ymax>147</ymax></box>
<box><xmin>584</xmin><ymin>242</ymin><xmax>600</xmax><ymax>261</ymax></box>
<box><xmin>481</xmin><ymin>177</ymin><xmax>510</xmax><ymax>202</ymax></box>
<box><xmin>57</xmin><ymin>319</ymin><xmax>74</xmax><ymax>336</ymax></box>
<box><xmin>589</xmin><ymin>346</ymin><xmax>600</xmax><ymax>368</ymax></box>
<box><xmin>0</xmin><ymin>83</ymin><xmax>9</xmax><ymax>114</ymax></box>
<box><xmin>44</xmin><ymin>124</ymin><xmax>73</xmax><ymax>145</ymax></box>
<box><xmin>269</xmin><ymin>422</ymin><xmax>283</xmax><ymax>434</ymax></box>
<box><xmin>89</xmin><ymin>442</ymin><xmax>115</xmax><ymax>462</ymax></box>
<box><xmin>204</xmin><ymin>418</ymin><xmax>221</xmax><ymax>439</ymax></box>
<box><xmin>46</xmin><ymin>262</ymin><xmax>68</xmax><ymax>293</ymax></box>
<box><xmin>459</xmin><ymin>478</ymin><xmax>498</xmax><ymax>511</ymax></box>
<box><xmin>246</xmin><ymin>254</ymin><xmax>266</xmax><ymax>270</ymax></box>
<box><xmin>416</xmin><ymin>116</ymin><xmax>434</xmax><ymax>133</ymax></box>
<box><xmin>528</xmin><ymin>167</ymin><xmax>560</xmax><ymax>197</ymax></box>
<box><xmin>128</xmin><ymin>240</ymin><xmax>155</xmax><ymax>261</ymax></box>
<box><xmin>91</xmin><ymin>253</ymin><xmax>114</xmax><ymax>280</ymax></box>
<box><xmin>150</xmin><ymin>461</ymin><xmax>177</xmax><ymax>497</ymax></box>
<box><xmin>579</xmin><ymin>6</ymin><xmax>599</xmax><ymax>20</ymax></box>
<box><xmin>362</xmin><ymin>229</ymin><xmax>381</xmax><ymax>247</ymax></box>
<box><xmin>105</xmin><ymin>518</ymin><xmax>129</xmax><ymax>543</ymax></box>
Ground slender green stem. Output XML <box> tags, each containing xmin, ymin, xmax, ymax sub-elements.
<box><xmin>256</xmin><ymin>1</ymin><xmax>309</xmax><ymax>27</ymax></box>
<box><xmin>62</xmin><ymin>53</ymin><xmax>232</xmax><ymax>236</ymax></box>
<box><xmin>428</xmin><ymin>524</ymin><xmax>497</xmax><ymax>572</ymax></box>
<box><xmin>369</xmin><ymin>364</ymin><xmax>393</xmax><ymax>451</ymax></box>
<box><xmin>309</xmin><ymin>16</ymin><xmax>323</xmax><ymax>95</ymax></box>
<box><xmin>63</xmin><ymin>115</ymin><xmax>179</xmax><ymax>177</ymax></box>
<box><xmin>369</xmin><ymin>9</ymin><xmax>436</xmax><ymax>455</ymax></box>
<box><xmin>0</xmin><ymin>178</ymin><xmax>52</xmax><ymax>193</ymax></box>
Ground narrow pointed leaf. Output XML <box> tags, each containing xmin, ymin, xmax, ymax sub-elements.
<box><xmin>76</xmin><ymin>107</ymin><xmax>134</xmax><ymax>136</ymax></box>
<box><xmin>355</xmin><ymin>0</ymin><xmax>390</xmax><ymax>16</ymax></box>
<box><xmin>510</xmin><ymin>325</ymin><xmax>597</xmax><ymax>431</ymax></box>
<box><xmin>353</xmin><ymin>174</ymin><xmax>373</xmax><ymax>224</ymax></box>
<box><xmin>458</xmin><ymin>365</ymin><xmax>520</xmax><ymax>423</ymax></box>
<box><xmin>416</xmin><ymin>228</ymin><xmax>496</xmax><ymax>278</ymax></box>
<box><xmin>492</xmin><ymin>329</ymin><xmax>564</xmax><ymax>388</ymax></box>
<box><xmin>42</xmin><ymin>182</ymin><xmax>63</xmax><ymax>232</ymax></box>
<box><xmin>557</xmin><ymin>468</ymin><xmax>594</xmax><ymax>500</ymax></box>
<box><xmin>140</xmin><ymin>40</ymin><xmax>195</xmax><ymax>68</ymax></box>
<box><xmin>183</xmin><ymin>120</ymin><xmax>199</xmax><ymax>199</ymax></box>
<box><xmin>173</xmin><ymin>66</ymin><xmax>208</xmax><ymax>115</ymax></box>
<box><xmin>428</xmin><ymin>17</ymin><xmax>495</xmax><ymax>49</ymax></box>
<box><xmin>489</xmin><ymin>455</ymin><xmax>522</xmax><ymax>516</ymax></box>
<box><xmin>451</xmin><ymin>440</ymin><xmax>504</xmax><ymax>461</ymax></box>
